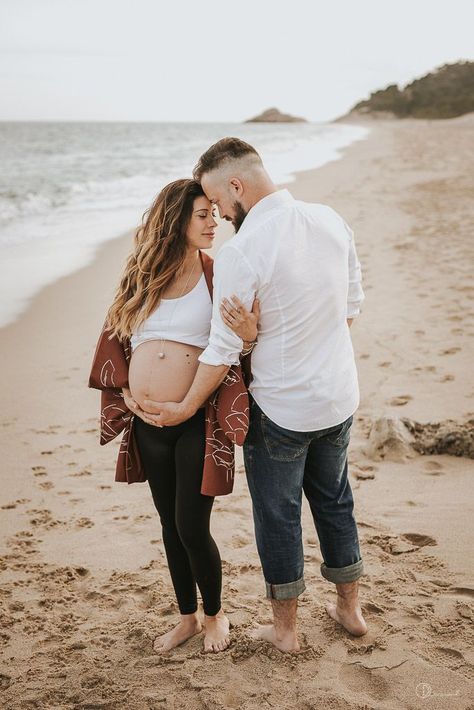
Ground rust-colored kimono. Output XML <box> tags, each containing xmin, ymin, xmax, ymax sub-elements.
<box><xmin>88</xmin><ymin>252</ymin><xmax>249</xmax><ymax>496</ymax></box>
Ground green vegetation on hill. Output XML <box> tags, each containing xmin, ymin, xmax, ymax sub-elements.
<box><xmin>352</xmin><ymin>62</ymin><xmax>474</xmax><ymax>119</ymax></box>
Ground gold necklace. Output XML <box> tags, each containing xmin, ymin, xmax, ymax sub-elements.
<box><xmin>157</xmin><ymin>257</ymin><xmax>199</xmax><ymax>359</ymax></box>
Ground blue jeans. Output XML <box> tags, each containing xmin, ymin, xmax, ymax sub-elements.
<box><xmin>243</xmin><ymin>397</ymin><xmax>364</xmax><ymax>600</ymax></box>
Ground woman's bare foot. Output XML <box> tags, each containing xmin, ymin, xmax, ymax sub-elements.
<box><xmin>325</xmin><ymin>581</ymin><xmax>367</xmax><ymax>637</ymax></box>
<box><xmin>326</xmin><ymin>601</ymin><xmax>367</xmax><ymax>636</ymax></box>
<box><xmin>153</xmin><ymin>614</ymin><xmax>202</xmax><ymax>653</ymax></box>
<box><xmin>249</xmin><ymin>624</ymin><xmax>300</xmax><ymax>652</ymax></box>
<box><xmin>203</xmin><ymin>609</ymin><xmax>230</xmax><ymax>652</ymax></box>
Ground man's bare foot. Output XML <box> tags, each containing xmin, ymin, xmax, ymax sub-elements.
<box><xmin>326</xmin><ymin>580</ymin><xmax>367</xmax><ymax>637</ymax></box>
<box><xmin>203</xmin><ymin>609</ymin><xmax>230</xmax><ymax>652</ymax></box>
<box><xmin>153</xmin><ymin>614</ymin><xmax>202</xmax><ymax>653</ymax></box>
<box><xmin>249</xmin><ymin>624</ymin><xmax>300</xmax><ymax>652</ymax></box>
<box><xmin>326</xmin><ymin>601</ymin><xmax>367</xmax><ymax>636</ymax></box>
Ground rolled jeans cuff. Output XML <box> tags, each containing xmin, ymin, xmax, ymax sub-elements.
<box><xmin>265</xmin><ymin>577</ymin><xmax>306</xmax><ymax>600</ymax></box>
<box><xmin>320</xmin><ymin>559</ymin><xmax>364</xmax><ymax>584</ymax></box>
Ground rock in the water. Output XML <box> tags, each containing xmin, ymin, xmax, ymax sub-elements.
<box><xmin>363</xmin><ymin>417</ymin><xmax>415</xmax><ymax>461</ymax></box>
<box><xmin>245</xmin><ymin>107</ymin><xmax>307</xmax><ymax>123</ymax></box>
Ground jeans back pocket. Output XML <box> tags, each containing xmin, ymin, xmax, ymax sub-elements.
<box><xmin>325</xmin><ymin>415</ymin><xmax>353</xmax><ymax>448</ymax></box>
<box><xmin>260</xmin><ymin>412</ymin><xmax>309</xmax><ymax>462</ymax></box>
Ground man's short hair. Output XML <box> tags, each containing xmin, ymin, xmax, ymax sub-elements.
<box><xmin>193</xmin><ymin>137</ymin><xmax>262</xmax><ymax>182</ymax></box>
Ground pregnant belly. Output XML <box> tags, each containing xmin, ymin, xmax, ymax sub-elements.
<box><xmin>129</xmin><ymin>340</ymin><xmax>204</xmax><ymax>412</ymax></box>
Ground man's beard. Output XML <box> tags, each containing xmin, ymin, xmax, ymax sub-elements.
<box><xmin>232</xmin><ymin>201</ymin><xmax>248</xmax><ymax>232</ymax></box>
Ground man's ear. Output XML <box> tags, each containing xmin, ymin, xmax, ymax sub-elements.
<box><xmin>229</xmin><ymin>178</ymin><xmax>244</xmax><ymax>196</ymax></box>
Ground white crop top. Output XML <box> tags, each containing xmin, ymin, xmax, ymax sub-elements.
<box><xmin>130</xmin><ymin>273</ymin><xmax>212</xmax><ymax>351</ymax></box>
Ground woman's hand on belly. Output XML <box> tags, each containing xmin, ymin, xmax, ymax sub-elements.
<box><xmin>122</xmin><ymin>387</ymin><xmax>140</xmax><ymax>413</ymax></box>
<box><xmin>122</xmin><ymin>387</ymin><xmax>163</xmax><ymax>427</ymax></box>
<box><xmin>128</xmin><ymin>340</ymin><xmax>204</xmax><ymax>412</ymax></box>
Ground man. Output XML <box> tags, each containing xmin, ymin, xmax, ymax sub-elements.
<box><xmin>145</xmin><ymin>137</ymin><xmax>367</xmax><ymax>652</ymax></box>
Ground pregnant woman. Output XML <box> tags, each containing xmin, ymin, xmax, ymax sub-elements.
<box><xmin>89</xmin><ymin>179</ymin><xmax>258</xmax><ymax>653</ymax></box>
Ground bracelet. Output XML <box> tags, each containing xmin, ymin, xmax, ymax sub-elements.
<box><xmin>241</xmin><ymin>339</ymin><xmax>257</xmax><ymax>356</ymax></box>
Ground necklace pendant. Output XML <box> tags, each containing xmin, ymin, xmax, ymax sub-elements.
<box><xmin>158</xmin><ymin>352</ymin><xmax>165</xmax><ymax>359</ymax></box>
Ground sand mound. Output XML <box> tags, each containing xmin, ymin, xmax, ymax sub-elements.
<box><xmin>363</xmin><ymin>417</ymin><xmax>415</xmax><ymax>461</ymax></box>
<box><xmin>403</xmin><ymin>418</ymin><xmax>474</xmax><ymax>458</ymax></box>
<box><xmin>364</xmin><ymin>417</ymin><xmax>474</xmax><ymax>460</ymax></box>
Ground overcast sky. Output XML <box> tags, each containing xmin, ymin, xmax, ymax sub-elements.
<box><xmin>1</xmin><ymin>0</ymin><xmax>472</xmax><ymax>122</ymax></box>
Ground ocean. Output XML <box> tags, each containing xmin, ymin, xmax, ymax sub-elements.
<box><xmin>0</xmin><ymin>121</ymin><xmax>368</xmax><ymax>328</ymax></box>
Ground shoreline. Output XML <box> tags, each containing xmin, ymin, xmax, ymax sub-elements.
<box><xmin>1</xmin><ymin>115</ymin><xmax>473</xmax><ymax>709</ymax></box>
<box><xmin>0</xmin><ymin>123</ymin><xmax>370</xmax><ymax>331</ymax></box>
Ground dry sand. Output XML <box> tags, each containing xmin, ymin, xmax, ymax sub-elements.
<box><xmin>0</xmin><ymin>116</ymin><xmax>473</xmax><ymax>709</ymax></box>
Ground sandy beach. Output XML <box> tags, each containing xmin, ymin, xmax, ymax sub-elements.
<box><xmin>1</xmin><ymin>116</ymin><xmax>473</xmax><ymax>709</ymax></box>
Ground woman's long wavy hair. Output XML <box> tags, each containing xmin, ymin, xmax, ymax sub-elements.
<box><xmin>106</xmin><ymin>178</ymin><xmax>205</xmax><ymax>340</ymax></box>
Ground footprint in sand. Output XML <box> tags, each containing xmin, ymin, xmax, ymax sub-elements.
<box><xmin>435</xmin><ymin>646</ymin><xmax>465</xmax><ymax>662</ymax></box>
<box><xmin>362</xmin><ymin>602</ymin><xmax>386</xmax><ymax>616</ymax></box>
<box><xmin>439</xmin><ymin>346</ymin><xmax>461</xmax><ymax>355</ymax></box>
<box><xmin>423</xmin><ymin>461</ymin><xmax>444</xmax><ymax>475</ymax></box>
<box><xmin>388</xmin><ymin>395</ymin><xmax>412</xmax><ymax>407</ymax></box>
<box><xmin>28</xmin><ymin>509</ymin><xmax>64</xmax><ymax>529</ymax></box>
<box><xmin>0</xmin><ymin>674</ymin><xmax>11</xmax><ymax>690</ymax></box>
<box><xmin>38</xmin><ymin>482</ymin><xmax>54</xmax><ymax>490</ymax></box>
<box><xmin>368</xmin><ymin>534</ymin><xmax>418</xmax><ymax>555</ymax></box>
<box><xmin>439</xmin><ymin>374</ymin><xmax>455</xmax><ymax>382</ymax></box>
<box><xmin>402</xmin><ymin>533</ymin><xmax>437</xmax><ymax>548</ymax></box>
<box><xmin>69</xmin><ymin>469</ymin><xmax>92</xmax><ymax>477</ymax></box>
<box><xmin>98</xmin><ymin>485</ymin><xmax>111</xmax><ymax>490</ymax></box>
<box><xmin>8</xmin><ymin>530</ymin><xmax>40</xmax><ymax>554</ymax></box>
<box><xmin>353</xmin><ymin>464</ymin><xmax>377</xmax><ymax>481</ymax></box>
<box><xmin>232</xmin><ymin>533</ymin><xmax>252</xmax><ymax>548</ymax></box>
<box><xmin>2</xmin><ymin>502</ymin><xmax>18</xmax><ymax>510</ymax></box>
<box><xmin>359</xmin><ymin>353</ymin><xmax>370</xmax><ymax>360</ymax></box>
<box><xmin>339</xmin><ymin>663</ymin><xmax>390</xmax><ymax>702</ymax></box>
<box><xmin>456</xmin><ymin>603</ymin><xmax>473</xmax><ymax>620</ymax></box>
<box><xmin>357</xmin><ymin>521</ymin><xmax>378</xmax><ymax>530</ymax></box>
<box><xmin>378</xmin><ymin>361</ymin><xmax>391</xmax><ymax>368</ymax></box>
<box><xmin>75</xmin><ymin>517</ymin><xmax>94</xmax><ymax>528</ymax></box>
<box><xmin>0</xmin><ymin>632</ymin><xmax>11</xmax><ymax>648</ymax></box>
<box><xmin>449</xmin><ymin>587</ymin><xmax>474</xmax><ymax>599</ymax></box>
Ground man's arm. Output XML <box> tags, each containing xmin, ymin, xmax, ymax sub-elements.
<box><xmin>145</xmin><ymin>247</ymin><xmax>258</xmax><ymax>426</ymax></box>
<box><xmin>345</xmin><ymin>221</ymin><xmax>365</xmax><ymax>321</ymax></box>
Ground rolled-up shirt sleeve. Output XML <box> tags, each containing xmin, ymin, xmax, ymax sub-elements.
<box><xmin>345</xmin><ymin>222</ymin><xmax>365</xmax><ymax>318</ymax></box>
<box><xmin>199</xmin><ymin>246</ymin><xmax>258</xmax><ymax>367</ymax></box>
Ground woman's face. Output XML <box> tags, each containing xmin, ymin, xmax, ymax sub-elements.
<box><xmin>186</xmin><ymin>196</ymin><xmax>218</xmax><ymax>251</ymax></box>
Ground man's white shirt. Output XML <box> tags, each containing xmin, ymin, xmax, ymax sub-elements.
<box><xmin>199</xmin><ymin>189</ymin><xmax>365</xmax><ymax>431</ymax></box>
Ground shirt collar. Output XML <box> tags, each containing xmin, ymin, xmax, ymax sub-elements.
<box><xmin>242</xmin><ymin>189</ymin><xmax>294</xmax><ymax>230</ymax></box>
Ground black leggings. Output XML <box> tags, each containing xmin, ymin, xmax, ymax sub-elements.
<box><xmin>134</xmin><ymin>409</ymin><xmax>222</xmax><ymax>616</ymax></box>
